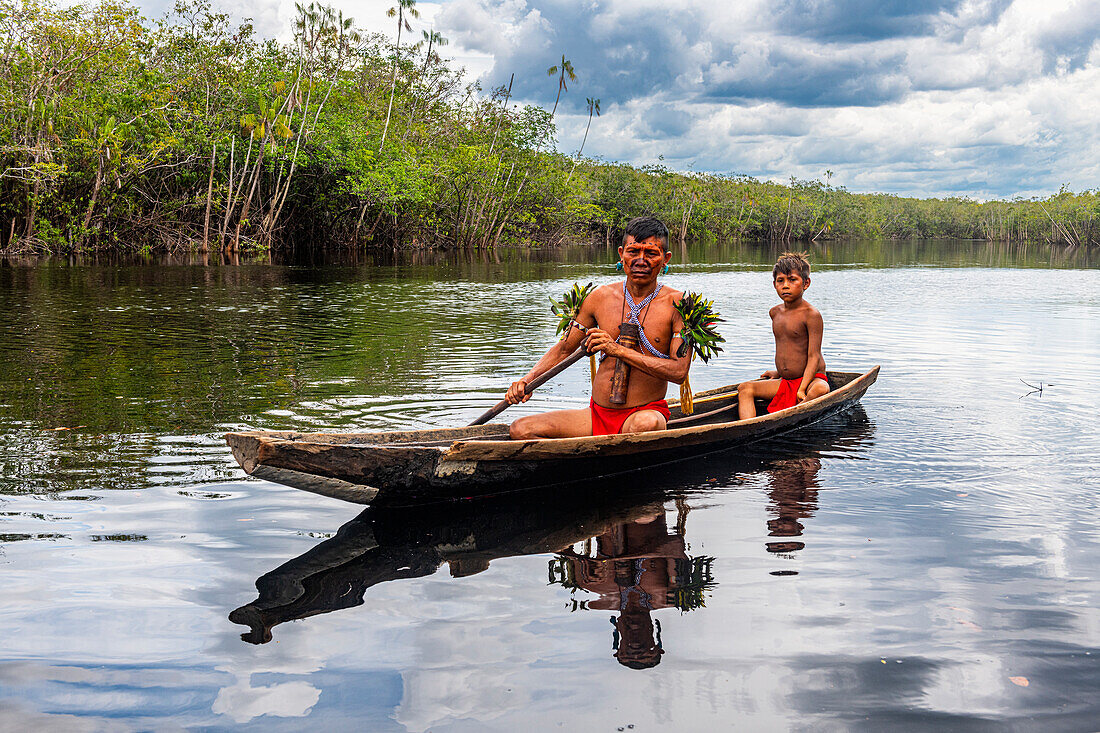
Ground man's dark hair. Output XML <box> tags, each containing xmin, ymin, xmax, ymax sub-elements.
<box><xmin>623</xmin><ymin>216</ymin><xmax>669</xmax><ymax>251</ymax></box>
<box><xmin>773</xmin><ymin>251</ymin><xmax>811</xmax><ymax>280</ymax></box>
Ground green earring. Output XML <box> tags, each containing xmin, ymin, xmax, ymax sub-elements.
<box><xmin>615</xmin><ymin>261</ymin><xmax>624</xmax><ymax>271</ymax></box>
<box><xmin>662</xmin><ymin>265</ymin><xmax>670</xmax><ymax>275</ymax></box>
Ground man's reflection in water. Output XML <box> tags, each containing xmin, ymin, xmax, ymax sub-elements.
<box><xmin>550</xmin><ymin>504</ymin><xmax>714</xmax><ymax>669</ymax></box>
<box><xmin>764</xmin><ymin>457</ymin><xmax>821</xmax><ymax>561</ymax></box>
<box><xmin>229</xmin><ymin>495</ymin><xmax>676</xmax><ymax>645</ymax></box>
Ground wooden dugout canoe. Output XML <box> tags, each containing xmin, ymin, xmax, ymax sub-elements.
<box><xmin>226</xmin><ymin>366</ymin><xmax>879</xmax><ymax>506</ymax></box>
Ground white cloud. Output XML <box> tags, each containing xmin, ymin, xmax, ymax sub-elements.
<box><xmin>212</xmin><ymin>678</ymin><xmax>321</xmax><ymax>723</ymax></box>
<box><xmin>127</xmin><ymin>0</ymin><xmax>1100</xmax><ymax>197</ymax></box>
<box><xmin>432</xmin><ymin>0</ymin><xmax>1100</xmax><ymax>197</ymax></box>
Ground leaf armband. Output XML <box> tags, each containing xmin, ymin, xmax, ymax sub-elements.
<box><xmin>550</xmin><ymin>281</ymin><xmax>596</xmax><ymax>338</ymax></box>
<box><xmin>675</xmin><ymin>292</ymin><xmax>725</xmax><ymax>363</ymax></box>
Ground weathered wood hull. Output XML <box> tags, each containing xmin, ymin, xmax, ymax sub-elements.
<box><xmin>225</xmin><ymin>367</ymin><xmax>879</xmax><ymax>506</ymax></box>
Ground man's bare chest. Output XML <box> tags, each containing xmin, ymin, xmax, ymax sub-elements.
<box><xmin>594</xmin><ymin>299</ymin><xmax>674</xmax><ymax>352</ymax></box>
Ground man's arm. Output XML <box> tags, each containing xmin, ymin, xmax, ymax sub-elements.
<box><xmin>796</xmin><ymin>309</ymin><xmax>825</xmax><ymax>403</ymax></box>
<box><xmin>504</xmin><ymin>293</ymin><xmax>598</xmax><ymax>404</ymax></box>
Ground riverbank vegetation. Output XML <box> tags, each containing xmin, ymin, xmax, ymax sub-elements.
<box><xmin>1</xmin><ymin>0</ymin><xmax>1097</xmax><ymax>254</ymax></box>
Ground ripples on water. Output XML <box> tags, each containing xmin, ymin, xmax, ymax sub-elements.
<box><xmin>1</xmin><ymin>240</ymin><xmax>1099</xmax><ymax>730</ymax></box>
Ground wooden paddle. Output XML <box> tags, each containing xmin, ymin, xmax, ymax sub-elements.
<box><xmin>468</xmin><ymin>345</ymin><xmax>589</xmax><ymax>426</ymax></box>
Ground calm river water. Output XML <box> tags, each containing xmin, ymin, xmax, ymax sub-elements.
<box><xmin>1</xmin><ymin>240</ymin><xmax>1098</xmax><ymax>730</ymax></box>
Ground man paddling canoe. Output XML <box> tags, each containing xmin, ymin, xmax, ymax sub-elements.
<box><xmin>506</xmin><ymin>217</ymin><xmax>691</xmax><ymax>439</ymax></box>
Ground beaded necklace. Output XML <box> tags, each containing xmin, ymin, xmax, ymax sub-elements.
<box><xmin>621</xmin><ymin>281</ymin><xmax>670</xmax><ymax>359</ymax></box>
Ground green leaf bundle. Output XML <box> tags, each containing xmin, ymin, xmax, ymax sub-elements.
<box><xmin>550</xmin><ymin>282</ymin><xmax>595</xmax><ymax>338</ymax></box>
<box><xmin>675</xmin><ymin>292</ymin><xmax>725</xmax><ymax>363</ymax></box>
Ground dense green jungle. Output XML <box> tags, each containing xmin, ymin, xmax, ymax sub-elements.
<box><xmin>1</xmin><ymin>0</ymin><xmax>1098</xmax><ymax>254</ymax></box>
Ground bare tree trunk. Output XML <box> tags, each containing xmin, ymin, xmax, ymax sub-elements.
<box><xmin>268</xmin><ymin>62</ymin><xmax>328</xmax><ymax>238</ymax></box>
<box><xmin>458</xmin><ymin>181</ymin><xmax>478</xmax><ymax>248</ymax></box>
<box><xmin>782</xmin><ymin>189</ymin><xmax>793</xmax><ymax>242</ymax></box>
<box><xmin>80</xmin><ymin>154</ymin><xmax>106</xmax><ymax>236</ymax></box>
<box><xmin>353</xmin><ymin>202</ymin><xmax>371</xmax><ymax>240</ymax></box>
<box><xmin>234</xmin><ymin>141</ymin><xmax>266</xmax><ymax>251</ymax></box>
<box><xmin>1039</xmin><ymin>202</ymin><xmax>1078</xmax><ymax>247</ymax></box>
<box><xmin>473</xmin><ymin>160</ymin><xmax>510</xmax><ymax>242</ymax></box>
<box><xmin>366</xmin><ymin>208</ymin><xmax>386</xmax><ymax>240</ymax></box>
<box><xmin>21</xmin><ymin>119</ymin><xmax>50</xmax><ymax>241</ymax></box>
<box><xmin>201</xmin><ymin>144</ymin><xmax>216</xmax><ymax>252</ymax></box>
<box><xmin>464</xmin><ymin>77</ymin><xmax>516</xmax><ymax>241</ymax></box>
<box><xmin>24</xmin><ymin>183</ymin><xmax>38</xmax><ymax>241</ymax></box>
<box><xmin>223</xmin><ymin>133</ymin><xmax>254</xmax><ymax>249</ymax></box>
<box><xmin>219</xmin><ymin>136</ymin><xmax>236</xmax><ymax>247</ymax></box>
<box><xmin>679</xmin><ymin>192</ymin><xmax>696</xmax><ymax>242</ymax></box>
<box><xmin>379</xmin><ymin>10</ymin><xmax>404</xmax><ymax>152</ymax></box>
<box><xmin>402</xmin><ymin>35</ymin><xmax>445</xmax><ymax>141</ymax></box>
<box><xmin>487</xmin><ymin>74</ymin><xmax>513</xmax><ymax>157</ymax></box>
<box><xmin>487</xmin><ymin>170</ymin><xmax>527</xmax><ymax>248</ymax></box>
<box><xmin>481</xmin><ymin>163</ymin><xmax>516</xmax><ymax>247</ymax></box>
<box><xmin>565</xmin><ymin>106</ymin><xmax>595</xmax><ymax>184</ymax></box>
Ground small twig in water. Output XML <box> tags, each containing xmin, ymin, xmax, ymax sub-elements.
<box><xmin>1019</xmin><ymin>378</ymin><xmax>1052</xmax><ymax>399</ymax></box>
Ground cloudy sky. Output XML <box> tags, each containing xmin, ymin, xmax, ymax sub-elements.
<box><xmin>143</xmin><ymin>0</ymin><xmax>1100</xmax><ymax>199</ymax></box>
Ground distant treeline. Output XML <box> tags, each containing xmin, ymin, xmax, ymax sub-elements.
<box><xmin>1</xmin><ymin>0</ymin><xmax>1097</xmax><ymax>253</ymax></box>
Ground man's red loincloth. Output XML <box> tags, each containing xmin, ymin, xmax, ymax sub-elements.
<box><xmin>590</xmin><ymin>399</ymin><xmax>671</xmax><ymax>436</ymax></box>
<box><xmin>767</xmin><ymin>373</ymin><xmax>828</xmax><ymax>414</ymax></box>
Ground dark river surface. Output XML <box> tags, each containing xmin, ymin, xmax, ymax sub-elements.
<box><xmin>1</xmin><ymin>240</ymin><xmax>1098</xmax><ymax>731</ymax></box>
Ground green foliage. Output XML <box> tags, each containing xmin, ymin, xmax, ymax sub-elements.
<box><xmin>0</xmin><ymin>0</ymin><xmax>1095</xmax><ymax>254</ymax></box>
<box><xmin>675</xmin><ymin>292</ymin><xmax>724</xmax><ymax>363</ymax></box>
<box><xmin>671</xmin><ymin>556</ymin><xmax>716</xmax><ymax>612</ymax></box>
<box><xmin>549</xmin><ymin>281</ymin><xmax>594</xmax><ymax>337</ymax></box>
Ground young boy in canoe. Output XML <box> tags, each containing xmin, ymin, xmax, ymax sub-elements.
<box><xmin>737</xmin><ymin>252</ymin><xmax>830</xmax><ymax>419</ymax></box>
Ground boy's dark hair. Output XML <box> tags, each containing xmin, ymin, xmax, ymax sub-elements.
<box><xmin>773</xmin><ymin>251</ymin><xmax>811</xmax><ymax>280</ymax></box>
<box><xmin>623</xmin><ymin>216</ymin><xmax>669</xmax><ymax>251</ymax></box>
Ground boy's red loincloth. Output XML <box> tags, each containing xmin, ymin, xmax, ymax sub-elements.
<box><xmin>590</xmin><ymin>399</ymin><xmax>671</xmax><ymax>436</ymax></box>
<box><xmin>767</xmin><ymin>373</ymin><xmax>828</xmax><ymax>413</ymax></box>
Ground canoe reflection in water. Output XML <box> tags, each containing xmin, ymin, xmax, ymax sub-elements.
<box><xmin>229</xmin><ymin>407</ymin><xmax>874</xmax><ymax>665</ymax></box>
<box><xmin>228</xmin><ymin>489</ymin><xmax>677</xmax><ymax>645</ymax></box>
<box><xmin>549</xmin><ymin>503</ymin><xmax>712</xmax><ymax>669</ymax></box>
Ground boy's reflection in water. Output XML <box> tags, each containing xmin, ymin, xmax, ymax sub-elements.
<box><xmin>552</xmin><ymin>504</ymin><xmax>714</xmax><ymax>669</ymax></box>
<box><xmin>764</xmin><ymin>457</ymin><xmax>821</xmax><ymax>560</ymax></box>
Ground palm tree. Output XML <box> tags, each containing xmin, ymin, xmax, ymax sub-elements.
<box><xmin>294</xmin><ymin>2</ymin><xmax>322</xmax><ymax>54</ymax></box>
<box><xmin>546</xmin><ymin>54</ymin><xmax>576</xmax><ymax>119</ymax></box>
<box><xmin>419</xmin><ymin>27</ymin><xmax>447</xmax><ymax>64</ymax></box>
<box><xmin>577</xmin><ymin>97</ymin><xmax>600</xmax><ymax>157</ymax></box>
<box><xmin>565</xmin><ymin>97</ymin><xmax>599</xmax><ymax>183</ymax></box>
<box><xmin>379</xmin><ymin>0</ymin><xmax>419</xmax><ymax>151</ymax></box>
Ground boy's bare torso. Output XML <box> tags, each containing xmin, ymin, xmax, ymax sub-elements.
<box><xmin>770</xmin><ymin>300</ymin><xmax>825</xmax><ymax>379</ymax></box>
<box><xmin>584</xmin><ymin>283</ymin><xmax>682</xmax><ymax>407</ymax></box>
